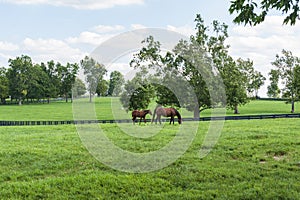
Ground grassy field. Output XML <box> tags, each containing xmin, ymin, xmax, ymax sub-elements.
<box><xmin>0</xmin><ymin>119</ymin><xmax>299</xmax><ymax>199</ymax></box>
<box><xmin>0</xmin><ymin>97</ymin><xmax>298</xmax><ymax>121</ymax></box>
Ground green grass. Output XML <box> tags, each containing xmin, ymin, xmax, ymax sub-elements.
<box><xmin>0</xmin><ymin>98</ymin><xmax>298</xmax><ymax>121</ymax></box>
<box><xmin>0</xmin><ymin>119</ymin><xmax>299</xmax><ymax>199</ymax></box>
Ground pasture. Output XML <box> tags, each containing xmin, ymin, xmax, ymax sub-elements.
<box><xmin>0</xmin><ymin>98</ymin><xmax>299</xmax><ymax>199</ymax></box>
<box><xmin>0</xmin><ymin>97</ymin><xmax>298</xmax><ymax>121</ymax></box>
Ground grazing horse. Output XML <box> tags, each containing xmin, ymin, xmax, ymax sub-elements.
<box><xmin>132</xmin><ymin>109</ymin><xmax>152</xmax><ymax>124</ymax></box>
<box><xmin>152</xmin><ymin>106</ymin><xmax>182</xmax><ymax>124</ymax></box>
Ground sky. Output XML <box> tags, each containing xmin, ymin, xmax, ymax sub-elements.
<box><xmin>1</xmin><ymin>0</ymin><xmax>300</xmax><ymax>97</ymax></box>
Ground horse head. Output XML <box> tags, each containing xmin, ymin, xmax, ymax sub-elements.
<box><xmin>178</xmin><ymin>118</ymin><xmax>182</xmax><ymax>124</ymax></box>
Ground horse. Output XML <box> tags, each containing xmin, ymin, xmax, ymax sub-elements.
<box><xmin>151</xmin><ymin>106</ymin><xmax>182</xmax><ymax>125</ymax></box>
<box><xmin>132</xmin><ymin>109</ymin><xmax>152</xmax><ymax>124</ymax></box>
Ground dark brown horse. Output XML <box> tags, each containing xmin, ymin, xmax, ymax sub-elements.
<box><xmin>152</xmin><ymin>106</ymin><xmax>182</xmax><ymax>124</ymax></box>
<box><xmin>132</xmin><ymin>110</ymin><xmax>152</xmax><ymax>124</ymax></box>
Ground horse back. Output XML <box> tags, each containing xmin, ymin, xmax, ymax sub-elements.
<box><xmin>132</xmin><ymin>110</ymin><xmax>139</xmax><ymax>117</ymax></box>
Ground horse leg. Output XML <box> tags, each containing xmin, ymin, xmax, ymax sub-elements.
<box><xmin>132</xmin><ymin>116</ymin><xmax>136</xmax><ymax>125</ymax></box>
<box><xmin>171</xmin><ymin>116</ymin><xmax>175</xmax><ymax>124</ymax></box>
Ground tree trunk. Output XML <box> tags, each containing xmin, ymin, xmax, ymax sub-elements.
<box><xmin>193</xmin><ymin>105</ymin><xmax>200</xmax><ymax>120</ymax></box>
<box><xmin>18</xmin><ymin>98</ymin><xmax>22</xmax><ymax>106</ymax></box>
<box><xmin>291</xmin><ymin>100</ymin><xmax>295</xmax><ymax>113</ymax></box>
<box><xmin>65</xmin><ymin>94</ymin><xmax>68</xmax><ymax>103</ymax></box>
<box><xmin>89</xmin><ymin>89</ymin><xmax>92</xmax><ymax>103</ymax></box>
<box><xmin>234</xmin><ymin>104</ymin><xmax>239</xmax><ymax>114</ymax></box>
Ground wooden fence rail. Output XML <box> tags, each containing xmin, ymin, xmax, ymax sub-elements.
<box><xmin>0</xmin><ymin>113</ymin><xmax>299</xmax><ymax>126</ymax></box>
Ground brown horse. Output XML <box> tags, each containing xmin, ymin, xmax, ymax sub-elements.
<box><xmin>132</xmin><ymin>110</ymin><xmax>152</xmax><ymax>124</ymax></box>
<box><xmin>152</xmin><ymin>106</ymin><xmax>182</xmax><ymax>124</ymax></box>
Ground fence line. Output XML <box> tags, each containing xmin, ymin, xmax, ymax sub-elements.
<box><xmin>0</xmin><ymin>113</ymin><xmax>299</xmax><ymax>127</ymax></box>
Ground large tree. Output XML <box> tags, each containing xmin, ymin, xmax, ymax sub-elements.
<box><xmin>198</xmin><ymin>15</ymin><xmax>251</xmax><ymax>114</ymax></box>
<box><xmin>120</xmin><ymin>75</ymin><xmax>155</xmax><ymax>111</ymax></box>
<box><xmin>72</xmin><ymin>78</ymin><xmax>86</xmax><ymax>98</ymax></box>
<box><xmin>40</xmin><ymin>61</ymin><xmax>62</xmax><ymax>103</ymax></box>
<box><xmin>267</xmin><ymin>69</ymin><xmax>281</xmax><ymax>98</ymax></box>
<box><xmin>7</xmin><ymin>55</ymin><xmax>33</xmax><ymax>105</ymax></box>
<box><xmin>107</xmin><ymin>71</ymin><xmax>125</xmax><ymax>97</ymax></box>
<box><xmin>57</xmin><ymin>62</ymin><xmax>79</xmax><ymax>103</ymax></box>
<box><xmin>0</xmin><ymin>67</ymin><xmax>9</xmax><ymax>104</ymax></box>
<box><xmin>80</xmin><ymin>56</ymin><xmax>107</xmax><ymax>102</ymax></box>
<box><xmin>250</xmin><ymin>71</ymin><xmax>266</xmax><ymax>98</ymax></box>
<box><xmin>26</xmin><ymin>64</ymin><xmax>50</xmax><ymax>102</ymax></box>
<box><xmin>224</xmin><ymin>58</ymin><xmax>250</xmax><ymax>114</ymax></box>
<box><xmin>272</xmin><ymin>49</ymin><xmax>300</xmax><ymax>113</ymax></box>
<box><xmin>96</xmin><ymin>79</ymin><xmax>109</xmax><ymax>97</ymax></box>
<box><xmin>229</xmin><ymin>0</ymin><xmax>300</xmax><ymax>25</ymax></box>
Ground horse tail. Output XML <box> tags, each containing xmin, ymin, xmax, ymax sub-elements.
<box><xmin>151</xmin><ymin>107</ymin><xmax>157</xmax><ymax>123</ymax></box>
<box><xmin>151</xmin><ymin>105</ymin><xmax>160</xmax><ymax>123</ymax></box>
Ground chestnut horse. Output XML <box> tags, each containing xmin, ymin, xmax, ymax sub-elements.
<box><xmin>152</xmin><ymin>106</ymin><xmax>182</xmax><ymax>124</ymax></box>
<box><xmin>132</xmin><ymin>109</ymin><xmax>152</xmax><ymax>124</ymax></box>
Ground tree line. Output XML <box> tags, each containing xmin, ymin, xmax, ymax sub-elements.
<box><xmin>0</xmin><ymin>55</ymin><xmax>125</xmax><ymax>105</ymax></box>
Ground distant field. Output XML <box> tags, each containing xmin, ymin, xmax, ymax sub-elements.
<box><xmin>0</xmin><ymin>97</ymin><xmax>298</xmax><ymax>121</ymax></box>
<box><xmin>0</xmin><ymin>119</ymin><xmax>299</xmax><ymax>199</ymax></box>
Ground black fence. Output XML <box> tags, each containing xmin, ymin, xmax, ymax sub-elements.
<box><xmin>0</xmin><ymin>113</ymin><xmax>299</xmax><ymax>127</ymax></box>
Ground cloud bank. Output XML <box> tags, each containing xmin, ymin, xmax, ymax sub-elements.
<box><xmin>1</xmin><ymin>0</ymin><xmax>144</xmax><ymax>9</ymax></box>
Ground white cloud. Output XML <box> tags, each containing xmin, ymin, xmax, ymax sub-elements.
<box><xmin>0</xmin><ymin>41</ymin><xmax>19</xmax><ymax>51</ymax></box>
<box><xmin>2</xmin><ymin>0</ymin><xmax>144</xmax><ymax>9</ymax></box>
<box><xmin>66</xmin><ymin>31</ymin><xmax>112</xmax><ymax>46</ymax></box>
<box><xmin>23</xmin><ymin>38</ymin><xmax>86</xmax><ymax>64</ymax></box>
<box><xmin>228</xmin><ymin>15</ymin><xmax>300</xmax><ymax>96</ymax></box>
<box><xmin>166</xmin><ymin>25</ymin><xmax>194</xmax><ymax>37</ymax></box>
<box><xmin>92</xmin><ymin>25</ymin><xmax>125</xmax><ymax>33</ymax></box>
<box><xmin>131</xmin><ymin>24</ymin><xmax>147</xmax><ymax>30</ymax></box>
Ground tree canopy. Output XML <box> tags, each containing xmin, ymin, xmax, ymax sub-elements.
<box><xmin>229</xmin><ymin>0</ymin><xmax>300</xmax><ymax>25</ymax></box>
<box><xmin>120</xmin><ymin>14</ymin><xmax>264</xmax><ymax>116</ymax></box>
<box><xmin>271</xmin><ymin>49</ymin><xmax>300</xmax><ymax>112</ymax></box>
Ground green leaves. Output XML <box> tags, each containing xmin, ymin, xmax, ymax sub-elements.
<box><xmin>229</xmin><ymin>0</ymin><xmax>300</xmax><ymax>25</ymax></box>
<box><xmin>271</xmin><ymin>49</ymin><xmax>300</xmax><ymax>112</ymax></box>
<box><xmin>108</xmin><ymin>71</ymin><xmax>125</xmax><ymax>97</ymax></box>
<box><xmin>80</xmin><ymin>56</ymin><xmax>107</xmax><ymax>102</ymax></box>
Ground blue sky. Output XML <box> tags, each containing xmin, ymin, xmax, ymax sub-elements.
<box><xmin>1</xmin><ymin>0</ymin><xmax>300</xmax><ymax>96</ymax></box>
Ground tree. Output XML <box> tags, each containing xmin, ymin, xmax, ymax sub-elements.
<box><xmin>198</xmin><ymin>15</ymin><xmax>250</xmax><ymax>114</ymax></box>
<box><xmin>57</xmin><ymin>62</ymin><xmax>79</xmax><ymax>103</ymax></box>
<box><xmin>129</xmin><ymin>36</ymin><xmax>182</xmax><ymax>109</ymax></box>
<box><xmin>219</xmin><ymin>57</ymin><xmax>249</xmax><ymax>114</ymax></box>
<box><xmin>120</xmin><ymin>75</ymin><xmax>155</xmax><ymax>111</ymax></box>
<box><xmin>0</xmin><ymin>67</ymin><xmax>9</xmax><ymax>104</ymax></box>
<box><xmin>7</xmin><ymin>55</ymin><xmax>33</xmax><ymax>105</ymax></box>
<box><xmin>80</xmin><ymin>56</ymin><xmax>107</xmax><ymax>102</ymax></box>
<box><xmin>250</xmin><ymin>71</ymin><xmax>266</xmax><ymax>98</ymax></box>
<box><xmin>107</xmin><ymin>71</ymin><xmax>125</xmax><ymax>96</ymax></box>
<box><xmin>96</xmin><ymin>79</ymin><xmax>109</xmax><ymax>97</ymax></box>
<box><xmin>26</xmin><ymin>64</ymin><xmax>50</xmax><ymax>102</ymax></box>
<box><xmin>172</xmin><ymin>38</ymin><xmax>217</xmax><ymax>118</ymax></box>
<box><xmin>272</xmin><ymin>49</ymin><xmax>300</xmax><ymax>113</ymax></box>
<box><xmin>267</xmin><ymin>69</ymin><xmax>281</xmax><ymax>98</ymax></box>
<box><xmin>40</xmin><ymin>61</ymin><xmax>62</xmax><ymax>103</ymax></box>
<box><xmin>72</xmin><ymin>78</ymin><xmax>86</xmax><ymax>98</ymax></box>
<box><xmin>229</xmin><ymin>0</ymin><xmax>300</xmax><ymax>25</ymax></box>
